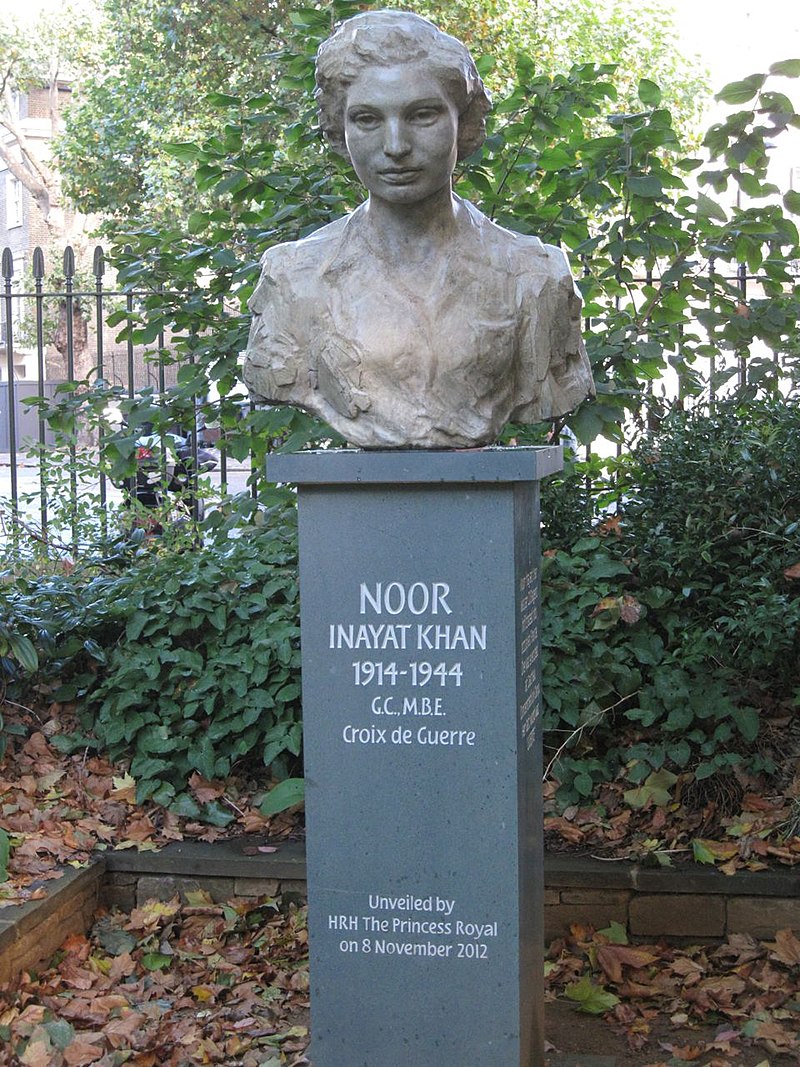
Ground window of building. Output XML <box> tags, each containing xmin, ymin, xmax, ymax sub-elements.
<box><xmin>5</xmin><ymin>171</ymin><xmax>24</xmax><ymax>229</ymax></box>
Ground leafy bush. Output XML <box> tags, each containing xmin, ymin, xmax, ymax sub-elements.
<box><xmin>541</xmin><ymin>400</ymin><xmax>799</xmax><ymax>804</ymax></box>
<box><xmin>623</xmin><ymin>399</ymin><xmax>800</xmax><ymax>692</ymax></box>
<box><xmin>1</xmin><ymin>502</ymin><xmax>302</xmax><ymax>818</ymax></box>
<box><xmin>4</xmin><ymin>404</ymin><xmax>798</xmax><ymax>815</ymax></box>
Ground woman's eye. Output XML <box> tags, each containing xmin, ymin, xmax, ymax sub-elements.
<box><xmin>410</xmin><ymin>108</ymin><xmax>440</xmax><ymax>123</ymax></box>
<box><xmin>350</xmin><ymin>112</ymin><xmax>380</xmax><ymax>130</ymax></box>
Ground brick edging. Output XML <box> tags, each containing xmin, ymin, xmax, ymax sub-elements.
<box><xmin>1</xmin><ymin>844</ymin><xmax>797</xmax><ymax>982</ymax></box>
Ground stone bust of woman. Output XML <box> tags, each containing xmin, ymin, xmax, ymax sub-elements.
<box><xmin>243</xmin><ymin>10</ymin><xmax>594</xmax><ymax>449</ymax></box>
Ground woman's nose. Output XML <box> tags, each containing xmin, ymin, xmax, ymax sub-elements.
<box><xmin>383</xmin><ymin>119</ymin><xmax>411</xmax><ymax>158</ymax></box>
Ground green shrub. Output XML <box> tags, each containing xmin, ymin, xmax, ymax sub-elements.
<box><xmin>541</xmin><ymin>399</ymin><xmax>799</xmax><ymax>804</ymax></box>
<box><xmin>623</xmin><ymin>399</ymin><xmax>800</xmax><ymax>692</ymax></box>
<box><xmin>4</xmin><ymin>401</ymin><xmax>798</xmax><ymax>814</ymax></box>
<box><xmin>1</xmin><ymin>502</ymin><xmax>302</xmax><ymax>819</ymax></box>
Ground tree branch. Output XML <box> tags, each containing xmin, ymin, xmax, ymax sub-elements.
<box><xmin>1</xmin><ymin>82</ymin><xmax>60</xmax><ymax>224</ymax></box>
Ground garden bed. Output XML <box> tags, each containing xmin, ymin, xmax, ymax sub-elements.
<box><xmin>1</xmin><ymin>849</ymin><xmax>798</xmax><ymax>1066</ymax></box>
<box><xmin>2</xmin><ymin>840</ymin><xmax>798</xmax><ymax>984</ymax></box>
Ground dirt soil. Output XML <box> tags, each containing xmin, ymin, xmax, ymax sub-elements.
<box><xmin>287</xmin><ymin>1002</ymin><xmax>795</xmax><ymax>1066</ymax></box>
<box><xmin>544</xmin><ymin>997</ymin><xmax>795</xmax><ymax>1066</ymax></box>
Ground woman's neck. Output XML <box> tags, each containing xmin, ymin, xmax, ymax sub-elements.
<box><xmin>363</xmin><ymin>187</ymin><xmax>460</xmax><ymax>266</ymax></box>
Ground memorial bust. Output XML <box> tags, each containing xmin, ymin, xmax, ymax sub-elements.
<box><xmin>243</xmin><ymin>10</ymin><xmax>594</xmax><ymax>449</ymax></box>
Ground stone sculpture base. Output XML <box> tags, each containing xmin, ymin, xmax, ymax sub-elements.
<box><xmin>268</xmin><ymin>446</ymin><xmax>562</xmax><ymax>1067</ymax></box>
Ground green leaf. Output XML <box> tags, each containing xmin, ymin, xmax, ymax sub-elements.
<box><xmin>692</xmin><ymin>839</ymin><xmax>717</xmax><ymax>864</ymax></box>
<box><xmin>259</xmin><ymin>777</ymin><xmax>305</xmax><ymax>816</ymax></box>
<box><xmin>623</xmin><ymin>768</ymin><xmax>677</xmax><ymax>809</ymax></box>
<box><xmin>716</xmin><ymin>74</ymin><xmax>766</xmax><ymax>105</ymax></box>
<box><xmin>537</xmin><ymin>145</ymin><xmax>574</xmax><ymax>171</ymax></box>
<box><xmin>169</xmin><ymin>793</ymin><xmax>202</xmax><ymax>818</ymax></box>
<box><xmin>564</xmin><ymin>976</ymin><xmax>620</xmax><ymax>1014</ymax></box>
<box><xmin>8</xmin><ymin>633</ymin><xmax>38</xmax><ymax>673</ymax></box>
<box><xmin>96</xmin><ymin>924</ymin><xmax>137</xmax><ymax>957</ymax></box>
<box><xmin>205</xmin><ymin>92</ymin><xmax>241</xmax><ymax>107</ymax></box>
<box><xmin>163</xmin><ymin>142</ymin><xmax>202</xmax><ymax>162</ymax></box>
<box><xmin>637</xmin><ymin>79</ymin><xmax>662</xmax><ymax>107</ymax></box>
<box><xmin>732</xmin><ymin>705</ymin><xmax>759</xmax><ymax>742</ymax></box>
<box><xmin>42</xmin><ymin>1020</ymin><xmax>75</xmax><ymax>1051</ymax></box>
<box><xmin>627</xmin><ymin>175</ymin><xmax>663</xmax><ymax>198</ymax></box>
<box><xmin>694</xmin><ymin>761</ymin><xmax>718</xmax><ymax>781</ymax></box>
<box><xmin>201</xmin><ymin>800</ymin><xmax>236</xmax><ymax>827</ymax></box>
<box><xmin>0</xmin><ymin>828</ymin><xmax>9</xmax><ymax>882</ymax></box>
<box><xmin>784</xmin><ymin>189</ymin><xmax>800</xmax><ymax>215</ymax></box>
<box><xmin>769</xmin><ymin>59</ymin><xmax>800</xmax><ymax>77</ymax></box>
<box><xmin>142</xmin><ymin>952</ymin><xmax>172</xmax><ymax>971</ymax></box>
<box><xmin>187</xmin><ymin>210</ymin><xmax>210</xmax><ymax>235</ymax></box>
<box><xmin>696</xmin><ymin>191</ymin><xmax>727</xmax><ymax>221</ymax></box>
<box><xmin>597</xmin><ymin>921</ymin><xmax>628</xmax><ymax>944</ymax></box>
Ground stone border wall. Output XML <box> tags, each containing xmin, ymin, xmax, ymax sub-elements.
<box><xmin>0</xmin><ymin>865</ymin><xmax>103</xmax><ymax>983</ymax></box>
<box><xmin>1</xmin><ymin>843</ymin><xmax>796</xmax><ymax>982</ymax></box>
<box><xmin>544</xmin><ymin>856</ymin><xmax>798</xmax><ymax>942</ymax></box>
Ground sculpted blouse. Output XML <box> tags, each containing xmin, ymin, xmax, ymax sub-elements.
<box><xmin>244</xmin><ymin>195</ymin><xmax>594</xmax><ymax>448</ymax></box>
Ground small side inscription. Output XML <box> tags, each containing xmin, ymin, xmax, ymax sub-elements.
<box><xmin>518</xmin><ymin>567</ymin><xmax>541</xmax><ymax>750</ymax></box>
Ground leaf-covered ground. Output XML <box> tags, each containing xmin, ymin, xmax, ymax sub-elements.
<box><xmin>1</xmin><ymin>701</ymin><xmax>799</xmax><ymax>1064</ymax></box>
<box><xmin>542</xmin><ymin>709</ymin><xmax>800</xmax><ymax>875</ymax></box>
<box><xmin>1</xmin><ymin>698</ymin><xmax>798</xmax><ymax>910</ymax></box>
<box><xmin>0</xmin><ymin>892</ymin><xmax>310</xmax><ymax>1066</ymax></box>
<box><xmin>544</xmin><ymin>922</ymin><xmax>800</xmax><ymax>1065</ymax></box>
<box><xmin>0</xmin><ymin>704</ymin><xmax>299</xmax><ymax>909</ymax></box>
<box><xmin>0</xmin><ymin>898</ymin><xmax>798</xmax><ymax>1065</ymax></box>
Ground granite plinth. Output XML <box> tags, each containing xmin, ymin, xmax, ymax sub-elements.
<box><xmin>270</xmin><ymin>447</ymin><xmax>559</xmax><ymax>1067</ymax></box>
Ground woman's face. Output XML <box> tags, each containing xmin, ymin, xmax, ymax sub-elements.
<box><xmin>344</xmin><ymin>65</ymin><xmax>459</xmax><ymax>206</ymax></box>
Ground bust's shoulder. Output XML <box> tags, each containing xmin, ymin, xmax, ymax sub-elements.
<box><xmin>457</xmin><ymin>197</ymin><xmax>572</xmax><ymax>282</ymax></box>
<box><xmin>259</xmin><ymin>212</ymin><xmax>354</xmax><ymax>276</ymax></box>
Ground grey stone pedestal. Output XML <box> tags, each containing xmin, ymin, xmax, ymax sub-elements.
<box><xmin>268</xmin><ymin>446</ymin><xmax>562</xmax><ymax>1067</ymax></box>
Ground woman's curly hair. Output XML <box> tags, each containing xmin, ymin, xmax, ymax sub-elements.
<box><xmin>315</xmin><ymin>10</ymin><xmax>491</xmax><ymax>162</ymax></box>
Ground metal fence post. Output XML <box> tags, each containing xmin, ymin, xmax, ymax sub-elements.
<box><xmin>33</xmin><ymin>247</ymin><xmax>48</xmax><ymax>535</ymax></box>
<box><xmin>2</xmin><ymin>248</ymin><xmax>19</xmax><ymax>547</ymax></box>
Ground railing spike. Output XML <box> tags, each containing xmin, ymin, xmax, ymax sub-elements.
<box><xmin>63</xmin><ymin>245</ymin><xmax>76</xmax><ymax>279</ymax></box>
<box><xmin>1</xmin><ymin>248</ymin><xmax>14</xmax><ymax>279</ymax></box>
<box><xmin>93</xmin><ymin>245</ymin><xmax>105</xmax><ymax>278</ymax></box>
<box><xmin>33</xmin><ymin>247</ymin><xmax>45</xmax><ymax>279</ymax></box>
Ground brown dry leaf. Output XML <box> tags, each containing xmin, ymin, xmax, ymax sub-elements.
<box><xmin>616</xmin><ymin>979</ymin><xmax>661</xmax><ymax>999</ymax></box>
<box><xmin>713</xmin><ymin>933</ymin><xmax>764</xmax><ymax>965</ymax></box>
<box><xmin>544</xmin><ymin>816</ymin><xmax>585</xmax><ymax>845</ymax></box>
<box><xmin>63</xmin><ymin>1037</ymin><xmax>106</xmax><ymax>1066</ymax></box>
<box><xmin>764</xmin><ymin>927</ymin><xmax>800</xmax><ymax>966</ymax></box>
<box><xmin>104</xmin><ymin>1011</ymin><xmax>148</xmax><ymax>1047</ymax></box>
<box><xmin>22</xmin><ymin>733</ymin><xmax>55</xmax><ymax>762</ymax></box>
<box><xmin>126</xmin><ymin>896</ymin><xmax>181</xmax><ymax>931</ymax></box>
<box><xmin>783</xmin><ymin>561</ymin><xmax>800</xmax><ymax>579</ymax></box>
<box><xmin>754</xmin><ymin>1017</ymin><xmax>799</xmax><ymax>1051</ymax></box>
<box><xmin>58</xmin><ymin>960</ymin><xmax>96</xmax><ymax>991</ymax></box>
<box><xmin>669</xmin><ymin>956</ymin><xmax>706</xmax><ymax>978</ymax></box>
<box><xmin>89</xmin><ymin>995</ymin><xmax>134</xmax><ymax>1018</ymax></box>
<box><xmin>19</xmin><ymin>1039</ymin><xmax>53</xmax><ymax>1067</ymax></box>
<box><xmin>597</xmin><ymin>944</ymin><xmax>660</xmax><ymax>985</ymax></box>
<box><xmin>121</xmin><ymin>814</ymin><xmax>157</xmax><ymax>842</ymax></box>
<box><xmin>662</xmin><ymin>1044</ymin><xmax>706</xmax><ymax>1061</ymax></box>
<box><xmin>684</xmin><ymin>974</ymin><xmax>747</xmax><ymax>1010</ymax></box>
<box><xmin>188</xmin><ymin>773</ymin><xmax>224</xmax><ymax>803</ymax></box>
<box><xmin>620</xmin><ymin>595</ymin><xmax>643</xmax><ymax>624</ymax></box>
<box><xmin>61</xmin><ymin>932</ymin><xmax>91</xmax><ymax>959</ymax></box>
<box><xmin>108</xmin><ymin>951</ymin><xmax>137</xmax><ymax>981</ymax></box>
